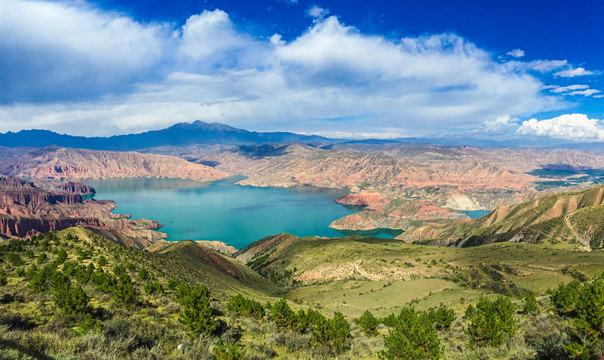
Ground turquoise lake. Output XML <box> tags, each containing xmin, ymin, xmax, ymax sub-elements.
<box><xmin>85</xmin><ymin>177</ymin><xmax>381</xmax><ymax>249</ymax></box>
<box><xmin>84</xmin><ymin>177</ymin><xmax>489</xmax><ymax>249</ymax></box>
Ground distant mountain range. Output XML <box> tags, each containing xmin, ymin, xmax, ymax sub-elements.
<box><xmin>0</xmin><ymin>120</ymin><xmax>596</xmax><ymax>150</ymax></box>
<box><xmin>0</xmin><ymin>121</ymin><xmax>329</xmax><ymax>150</ymax></box>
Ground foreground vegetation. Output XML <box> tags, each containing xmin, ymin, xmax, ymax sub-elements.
<box><xmin>0</xmin><ymin>227</ymin><xmax>603</xmax><ymax>359</ymax></box>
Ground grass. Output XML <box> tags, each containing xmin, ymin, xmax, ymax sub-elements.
<box><xmin>1</xmin><ymin>226</ymin><xmax>603</xmax><ymax>359</ymax></box>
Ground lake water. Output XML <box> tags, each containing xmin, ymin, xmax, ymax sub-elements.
<box><xmin>460</xmin><ymin>209</ymin><xmax>491</xmax><ymax>219</ymax></box>
<box><xmin>85</xmin><ymin>177</ymin><xmax>396</xmax><ymax>249</ymax></box>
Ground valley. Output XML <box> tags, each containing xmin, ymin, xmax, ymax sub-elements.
<box><xmin>1</xmin><ymin>122</ymin><xmax>604</xmax><ymax>359</ymax></box>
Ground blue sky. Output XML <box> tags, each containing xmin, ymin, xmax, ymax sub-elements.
<box><xmin>0</xmin><ymin>0</ymin><xmax>602</xmax><ymax>141</ymax></box>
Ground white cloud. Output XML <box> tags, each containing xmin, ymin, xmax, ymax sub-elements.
<box><xmin>507</xmin><ymin>49</ymin><xmax>525</xmax><ymax>58</ymax></box>
<box><xmin>307</xmin><ymin>5</ymin><xmax>329</xmax><ymax>19</ymax></box>
<box><xmin>554</xmin><ymin>67</ymin><xmax>594</xmax><ymax>77</ymax></box>
<box><xmin>547</xmin><ymin>85</ymin><xmax>601</xmax><ymax>97</ymax></box>
<box><xmin>481</xmin><ymin>115</ymin><xmax>518</xmax><ymax>133</ymax></box>
<box><xmin>0</xmin><ymin>0</ymin><xmax>168</xmax><ymax>102</ymax></box>
<box><xmin>179</xmin><ymin>10</ymin><xmax>250</xmax><ymax>64</ymax></box>
<box><xmin>568</xmin><ymin>89</ymin><xmax>600</xmax><ymax>96</ymax></box>
<box><xmin>527</xmin><ymin>60</ymin><xmax>568</xmax><ymax>72</ymax></box>
<box><xmin>549</xmin><ymin>84</ymin><xmax>589</xmax><ymax>93</ymax></box>
<box><xmin>517</xmin><ymin>114</ymin><xmax>604</xmax><ymax>141</ymax></box>
<box><xmin>0</xmin><ymin>0</ymin><xmax>588</xmax><ymax>139</ymax></box>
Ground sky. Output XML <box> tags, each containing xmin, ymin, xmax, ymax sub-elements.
<box><xmin>0</xmin><ymin>0</ymin><xmax>602</xmax><ymax>142</ymax></box>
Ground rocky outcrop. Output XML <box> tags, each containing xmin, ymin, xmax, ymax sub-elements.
<box><xmin>335</xmin><ymin>191</ymin><xmax>388</xmax><ymax>211</ymax></box>
<box><xmin>5</xmin><ymin>146</ymin><xmax>228</xmax><ymax>181</ymax></box>
<box><xmin>45</xmin><ymin>181</ymin><xmax>95</xmax><ymax>194</ymax></box>
<box><xmin>399</xmin><ymin>185</ymin><xmax>604</xmax><ymax>250</ymax></box>
<box><xmin>205</xmin><ymin>144</ymin><xmax>534</xmax><ymax>192</ymax></box>
<box><xmin>195</xmin><ymin>241</ymin><xmax>238</xmax><ymax>255</ymax></box>
<box><xmin>330</xmin><ymin>198</ymin><xmax>467</xmax><ymax>231</ymax></box>
<box><xmin>0</xmin><ymin>174</ymin><xmax>165</xmax><ymax>243</ymax></box>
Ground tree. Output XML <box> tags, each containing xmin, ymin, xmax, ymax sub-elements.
<box><xmin>523</xmin><ymin>291</ymin><xmax>539</xmax><ymax>315</ymax></box>
<box><xmin>427</xmin><ymin>305</ymin><xmax>456</xmax><ymax>331</ymax></box>
<box><xmin>113</xmin><ymin>273</ymin><xmax>139</xmax><ymax>308</ymax></box>
<box><xmin>36</xmin><ymin>252</ymin><xmax>48</xmax><ymax>265</ymax></box>
<box><xmin>144</xmin><ymin>281</ymin><xmax>163</xmax><ymax>295</ymax></box>
<box><xmin>56</xmin><ymin>249</ymin><xmax>68</xmax><ymax>264</ymax></box>
<box><xmin>551</xmin><ymin>281</ymin><xmax>580</xmax><ymax>313</ymax></box>
<box><xmin>0</xmin><ymin>271</ymin><xmax>7</xmax><ymax>286</ymax></box>
<box><xmin>330</xmin><ymin>312</ymin><xmax>351</xmax><ymax>354</ymax></box>
<box><xmin>54</xmin><ymin>281</ymin><xmax>89</xmax><ymax>315</ymax></box>
<box><xmin>226</xmin><ymin>294</ymin><xmax>265</xmax><ymax>319</ymax></box>
<box><xmin>564</xmin><ymin>278</ymin><xmax>604</xmax><ymax>359</ymax></box>
<box><xmin>356</xmin><ymin>310</ymin><xmax>380</xmax><ymax>336</ymax></box>
<box><xmin>270</xmin><ymin>299</ymin><xmax>296</xmax><ymax>329</ymax></box>
<box><xmin>379</xmin><ymin>307</ymin><xmax>442</xmax><ymax>360</ymax></box>
<box><xmin>97</xmin><ymin>255</ymin><xmax>107</xmax><ymax>267</ymax></box>
<box><xmin>311</xmin><ymin>312</ymin><xmax>351</xmax><ymax>354</ymax></box>
<box><xmin>465</xmin><ymin>296</ymin><xmax>516</xmax><ymax>347</ymax></box>
<box><xmin>176</xmin><ymin>284</ymin><xmax>219</xmax><ymax>338</ymax></box>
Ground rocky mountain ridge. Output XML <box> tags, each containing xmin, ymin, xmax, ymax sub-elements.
<box><xmin>2</xmin><ymin>146</ymin><xmax>228</xmax><ymax>181</ymax></box>
<box><xmin>0</xmin><ymin>175</ymin><xmax>165</xmax><ymax>247</ymax></box>
<box><xmin>399</xmin><ymin>185</ymin><xmax>604</xmax><ymax>250</ymax></box>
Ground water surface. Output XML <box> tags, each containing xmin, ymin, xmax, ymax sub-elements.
<box><xmin>86</xmin><ymin>177</ymin><xmax>395</xmax><ymax>248</ymax></box>
<box><xmin>460</xmin><ymin>209</ymin><xmax>491</xmax><ymax>219</ymax></box>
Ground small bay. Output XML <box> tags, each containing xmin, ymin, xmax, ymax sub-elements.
<box><xmin>85</xmin><ymin>177</ymin><xmax>394</xmax><ymax>249</ymax></box>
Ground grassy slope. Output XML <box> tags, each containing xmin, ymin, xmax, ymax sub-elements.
<box><xmin>1</xmin><ymin>226</ymin><xmax>603</xmax><ymax>359</ymax></box>
<box><xmin>237</xmin><ymin>234</ymin><xmax>604</xmax><ymax>317</ymax></box>
<box><xmin>400</xmin><ymin>185</ymin><xmax>604</xmax><ymax>249</ymax></box>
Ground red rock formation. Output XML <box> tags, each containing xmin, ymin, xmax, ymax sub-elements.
<box><xmin>335</xmin><ymin>191</ymin><xmax>388</xmax><ymax>211</ymax></box>
<box><xmin>0</xmin><ymin>175</ymin><xmax>165</xmax><ymax>243</ymax></box>
<box><xmin>6</xmin><ymin>146</ymin><xmax>228</xmax><ymax>181</ymax></box>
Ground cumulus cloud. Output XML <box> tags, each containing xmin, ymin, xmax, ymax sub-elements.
<box><xmin>554</xmin><ymin>67</ymin><xmax>594</xmax><ymax>77</ymax></box>
<box><xmin>507</xmin><ymin>49</ymin><xmax>525</xmax><ymax>58</ymax></box>
<box><xmin>480</xmin><ymin>115</ymin><xmax>518</xmax><ymax>134</ymax></box>
<box><xmin>306</xmin><ymin>5</ymin><xmax>329</xmax><ymax>19</ymax></box>
<box><xmin>0</xmin><ymin>0</ymin><xmax>168</xmax><ymax>103</ymax></box>
<box><xmin>0</xmin><ymin>0</ymin><xmax>589</xmax><ymax>138</ymax></box>
<box><xmin>517</xmin><ymin>114</ymin><xmax>604</xmax><ymax>141</ymax></box>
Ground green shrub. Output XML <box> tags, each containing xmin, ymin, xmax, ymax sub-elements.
<box><xmin>113</xmin><ymin>273</ymin><xmax>139</xmax><ymax>308</ymax></box>
<box><xmin>74</xmin><ymin>313</ymin><xmax>102</xmax><ymax>335</ymax></box>
<box><xmin>213</xmin><ymin>343</ymin><xmax>243</xmax><ymax>360</ymax></box>
<box><xmin>54</xmin><ymin>281</ymin><xmax>89</xmax><ymax>315</ymax></box>
<box><xmin>97</xmin><ymin>255</ymin><xmax>107</xmax><ymax>267</ymax></box>
<box><xmin>226</xmin><ymin>294</ymin><xmax>265</xmax><ymax>319</ymax></box>
<box><xmin>355</xmin><ymin>310</ymin><xmax>379</xmax><ymax>336</ymax></box>
<box><xmin>465</xmin><ymin>296</ymin><xmax>516</xmax><ymax>347</ymax></box>
<box><xmin>523</xmin><ymin>291</ymin><xmax>539</xmax><ymax>314</ymax></box>
<box><xmin>56</xmin><ymin>249</ymin><xmax>68</xmax><ymax>264</ymax></box>
<box><xmin>0</xmin><ymin>271</ymin><xmax>7</xmax><ymax>286</ymax></box>
<box><xmin>270</xmin><ymin>299</ymin><xmax>297</xmax><ymax>329</ymax></box>
<box><xmin>138</xmin><ymin>267</ymin><xmax>150</xmax><ymax>281</ymax></box>
<box><xmin>167</xmin><ymin>277</ymin><xmax>180</xmax><ymax>291</ymax></box>
<box><xmin>176</xmin><ymin>284</ymin><xmax>218</xmax><ymax>338</ymax></box>
<box><xmin>144</xmin><ymin>281</ymin><xmax>163</xmax><ymax>295</ymax></box>
<box><xmin>564</xmin><ymin>278</ymin><xmax>604</xmax><ymax>359</ymax></box>
<box><xmin>379</xmin><ymin>307</ymin><xmax>442</xmax><ymax>360</ymax></box>
<box><xmin>312</xmin><ymin>311</ymin><xmax>351</xmax><ymax>354</ymax></box>
<box><xmin>7</xmin><ymin>253</ymin><xmax>24</xmax><ymax>267</ymax></box>
<box><xmin>426</xmin><ymin>305</ymin><xmax>455</xmax><ymax>331</ymax></box>
<box><xmin>29</xmin><ymin>264</ymin><xmax>56</xmax><ymax>292</ymax></box>
<box><xmin>551</xmin><ymin>281</ymin><xmax>581</xmax><ymax>312</ymax></box>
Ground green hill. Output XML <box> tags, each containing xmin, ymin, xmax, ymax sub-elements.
<box><xmin>400</xmin><ymin>185</ymin><xmax>604</xmax><ymax>249</ymax></box>
<box><xmin>1</xmin><ymin>225</ymin><xmax>604</xmax><ymax>359</ymax></box>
